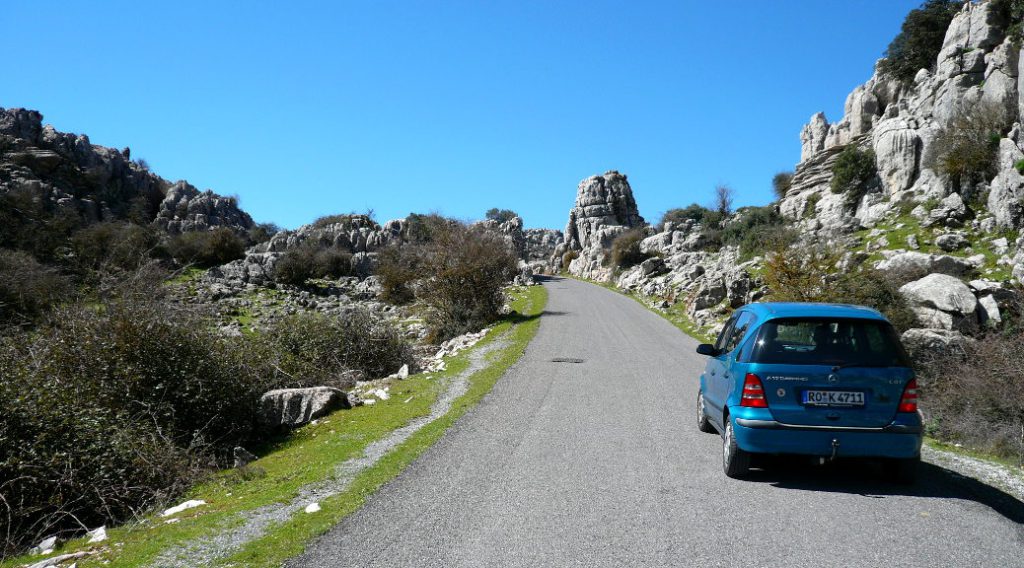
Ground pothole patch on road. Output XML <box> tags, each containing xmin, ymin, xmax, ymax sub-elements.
<box><xmin>550</xmin><ymin>357</ymin><xmax>584</xmax><ymax>364</ymax></box>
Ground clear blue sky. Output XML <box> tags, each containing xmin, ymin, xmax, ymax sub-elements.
<box><xmin>4</xmin><ymin>0</ymin><xmax>920</xmax><ymax>230</ymax></box>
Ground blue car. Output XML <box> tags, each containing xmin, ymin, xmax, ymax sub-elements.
<box><xmin>695</xmin><ymin>302</ymin><xmax>922</xmax><ymax>482</ymax></box>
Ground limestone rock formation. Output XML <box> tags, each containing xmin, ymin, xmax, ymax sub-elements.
<box><xmin>154</xmin><ymin>181</ymin><xmax>254</xmax><ymax>235</ymax></box>
<box><xmin>562</xmin><ymin>170</ymin><xmax>646</xmax><ymax>280</ymax></box>
<box><xmin>900</xmin><ymin>273</ymin><xmax>979</xmax><ymax>332</ymax></box>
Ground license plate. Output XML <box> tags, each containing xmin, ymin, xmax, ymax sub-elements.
<box><xmin>802</xmin><ymin>390</ymin><xmax>865</xmax><ymax>407</ymax></box>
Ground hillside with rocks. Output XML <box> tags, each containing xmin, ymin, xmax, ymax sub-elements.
<box><xmin>560</xmin><ymin>0</ymin><xmax>1024</xmax><ymax>360</ymax></box>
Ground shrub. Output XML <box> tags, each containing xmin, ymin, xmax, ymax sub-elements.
<box><xmin>405</xmin><ymin>213</ymin><xmax>454</xmax><ymax>243</ymax></box>
<box><xmin>803</xmin><ymin>193</ymin><xmax>821</xmax><ymax>217</ymax></box>
<box><xmin>561</xmin><ymin>250</ymin><xmax>579</xmax><ymax>272</ymax></box>
<box><xmin>312</xmin><ymin>214</ymin><xmax>356</xmax><ymax>228</ymax></box>
<box><xmin>485</xmin><ymin>208</ymin><xmax>518</xmax><ymax>223</ymax></box>
<box><xmin>274</xmin><ymin>246</ymin><xmax>353</xmax><ymax>286</ymax></box>
<box><xmin>918</xmin><ymin>331</ymin><xmax>1024</xmax><ymax>462</ymax></box>
<box><xmin>376</xmin><ymin>244</ymin><xmax>424</xmax><ymax>304</ymax></box>
<box><xmin>0</xmin><ymin>294</ymin><xmax>267</xmax><ymax>555</ymax></box>
<box><xmin>167</xmin><ymin>227</ymin><xmax>246</xmax><ymax>268</ymax></box>
<box><xmin>256</xmin><ymin>309</ymin><xmax>412</xmax><ymax>388</ymax></box>
<box><xmin>609</xmin><ymin>229</ymin><xmax>650</xmax><ymax>269</ymax></box>
<box><xmin>762</xmin><ymin>246</ymin><xmax>917</xmax><ymax>332</ymax></box>
<box><xmin>714</xmin><ymin>184</ymin><xmax>734</xmax><ymax>217</ymax></box>
<box><xmin>417</xmin><ymin>225</ymin><xmax>519</xmax><ymax>341</ymax></box>
<box><xmin>0</xmin><ymin>249</ymin><xmax>72</xmax><ymax>327</ymax></box>
<box><xmin>71</xmin><ymin>222</ymin><xmax>159</xmax><ymax>273</ymax></box>
<box><xmin>1015</xmin><ymin>159</ymin><xmax>1024</xmax><ymax>174</ymax></box>
<box><xmin>991</xmin><ymin>0</ymin><xmax>1024</xmax><ymax>46</ymax></box>
<box><xmin>772</xmin><ymin>171</ymin><xmax>794</xmax><ymax>200</ymax></box>
<box><xmin>927</xmin><ymin>103</ymin><xmax>1009</xmax><ymax>189</ymax></box>
<box><xmin>660</xmin><ymin>204</ymin><xmax>711</xmax><ymax>227</ymax></box>
<box><xmin>248</xmin><ymin>222</ymin><xmax>281</xmax><ymax>244</ymax></box>
<box><xmin>830</xmin><ymin>146</ymin><xmax>877</xmax><ymax>207</ymax></box>
<box><xmin>878</xmin><ymin>0</ymin><xmax>961</xmax><ymax>84</ymax></box>
<box><xmin>720</xmin><ymin>206</ymin><xmax>795</xmax><ymax>258</ymax></box>
<box><xmin>0</xmin><ymin>188</ymin><xmax>82</xmax><ymax>262</ymax></box>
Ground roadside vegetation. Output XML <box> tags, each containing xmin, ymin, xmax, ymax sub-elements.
<box><xmin>0</xmin><ymin>285</ymin><xmax>546</xmax><ymax>568</ymax></box>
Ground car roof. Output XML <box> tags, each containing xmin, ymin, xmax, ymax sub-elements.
<box><xmin>737</xmin><ymin>302</ymin><xmax>888</xmax><ymax>322</ymax></box>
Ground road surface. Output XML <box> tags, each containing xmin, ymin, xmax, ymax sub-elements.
<box><xmin>291</xmin><ymin>276</ymin><xmax>1024</xmax><ymax>568</ymax></box>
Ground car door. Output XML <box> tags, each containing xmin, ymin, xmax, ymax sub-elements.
<box><xmin>706</xmin><ymin>311</ymin><xmax>756</xmax><ymax>424</ymax></box>
<box><xmin>703</xmin><ymin>314</ymin><xmax>739</xmax><ymax>424</ymax></box>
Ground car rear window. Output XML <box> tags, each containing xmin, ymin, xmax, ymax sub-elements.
<box><xmin>749</xmin><ymin>318</ymin><xmax>910</xmax><ymax>367</ymax></box>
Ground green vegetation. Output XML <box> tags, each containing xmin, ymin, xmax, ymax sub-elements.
<box><xmin>721</xmin><ymin>205</ymin><xmax>796</xmax><ymax>259</ymax></box>
<box><xmin>830</xmin><ymin>146</ymin><xmax>877</xmax><ymax>208</ymax></box>
<box><xmin>803</xmin><ymin>193</ymin><xmax>821</xmax><ymax>217</ymax></box>
<box><xmin>274</xmin><ymin>246</ymin><xmax>353</xmax><ymax>286</ymax></box>
<box><xmin>761</xmin><ymin>245</ymin><xmax>918</xmax><ymax>332</ymax></box>
<box><xmin>878</xmin><ymin>0</ymin><xmax>961</xmax><ymax>84</ymax></box>
<box><xmin>485</xmin><ymin>208</ymin><xmax>518</xmax><ymax>223</ymax></box>
<box><xmin>377</xmin><ymin>221</ymin><xmax>520</xmax><ymax>341</ymax></box>
<box><xmin>0</xmin><ymin>248</ymin><xmax>72</xmax><ymax>326</ymax></box>
<box><xmin>927</xmin><ymin>103</ymin><xmax>1008</xmax><ymax>188</ymax></box>
<box><xmin>993</xmin><ymin>0</ymin><xmax>1024</xmax><ymax>46</ymax></box>
<box><xmin>772</xmin><ymin>171</ymin><xmax>794</xmax><ymax>200</ymax></box>
<box><xmin>660</xmin><ymin>203</ymin><xmax>713</xmax><ymax>227</ymax></box>
<box><xmin>0</xmin><ymin>286</ymin><xmax>546</xmax><ymax>568</ymax></box>
<box><xmin>167</xmin><ymin>227</ymin><xmax>247</xmax><ymax>268</ymax></box>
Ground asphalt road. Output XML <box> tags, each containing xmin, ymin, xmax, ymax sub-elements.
<box><xmin>291</xmin><ymin>277</ymin><xmax>1024</xmax><ymax>568</ymax></box>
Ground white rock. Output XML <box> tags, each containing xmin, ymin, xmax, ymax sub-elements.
<box><xmin>161</xmin><ymin>499</ymin><xmax>207</xmax><ymax>517</ymax></box>
<box><xmin>305</xmin><ymin>502</ymin><xmax>321</xmax><ymax>514</ymax></box>
<box><xmin>397</xmin><ymin>364</ymin><xmax>409</xmax><ymax>379</ymax></box>
<box><xmin>31</xmin><ymin>535</ymin><xmax>57</xmax><ymax>555</ymax></box>
<box><xmin>86</xmin><ymin>526</ymin><xmax>107</xmax><ymax>543</ymax></box>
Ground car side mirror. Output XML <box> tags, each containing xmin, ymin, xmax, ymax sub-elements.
<box><xmin>696</xmin><ymin>344</ymin><xmax>718</xmax><ymax>357</ymax></box>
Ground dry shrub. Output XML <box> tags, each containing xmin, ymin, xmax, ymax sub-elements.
<box><xmin>377</xmin><ymin>220</ymin><xmax>519</xmax><ymax>341</ymax></box>
<box><xmin>763</xmin><ymin>245</ymin><xmax>917</xmax><ymax>332</ymax></box>
<box><xmin>919</xmin><ymin>331</ymin><xmax>1024</xmax><ymax>463</ymax></box>
<box><xmin>0</xmin><ymin>249</ymin><xmax>72</xmax><ymax>327</ymax></box>
<box><xmin>274</xmin><ymin>246</ymin><xmax>353</xmax><ymax>286</ymax></box>
<box><xmin>561</xmin><ymin>250</ymin><xmax>579</xmax><ymax>272</ymax></box>
<box><xmin>70</xmin><ymin>221</ymin><xmax>160</xmax><ymax>273</ymax></box>
<box><xmin>254</xmin><ymin>309</ymin><xmax>412</xmax><ymax>388</ymax></box>
<box><xmin>166</xmin><ymin>227</ymin><xmax>246</xmax><ymax>268</ymax></box>
<box><xmin>609</xmin><ymin>229</ymin><xmax>649</xmax><ymax>269</ymax></box>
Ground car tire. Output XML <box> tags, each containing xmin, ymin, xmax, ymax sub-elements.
<box><xmin>697</xmin><ymin>391</ymin><xmax>715</xmax><ymax>433</ymax></box>
<box><xmin>885</xmin><ymin>457</ymin><xmax>919</xmax><ymax>485</ymax></box>
<box><xmin>723</xmin><ymin>418</ymin><xmax>750</xmax><ymax>478</ymax></box>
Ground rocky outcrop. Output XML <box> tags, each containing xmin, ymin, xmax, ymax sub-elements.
<box><xmin>154</xmin><ymin>181</ymin><xmax>254</xmax><ymax>235</ymax></box>
<box><xmin>900</xmin><ymin>273</ymin><xmax>979</xmax><ymax>333</ymax></box>
<box><xmin>257</xmin><ymin>387</ymin><xmax>359</xmax><ymax>431</ymax></box>
<box><xmin>561</xmin><ymin>170</ymin><xmax>646</xmax><ymax>280</ymax></box>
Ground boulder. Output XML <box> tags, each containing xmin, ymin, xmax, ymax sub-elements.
<box><xmin>639</xmin><ymin>256</ymin><xmax>668</xmax><ymax>277</ymax></box>
<box><xmin>935</xmin><ymin>232</ymin><xmax>969</xmax><ymax>252</ymax></box>
<box><xmin>899</xmin><ymin>273</ymin><xmax>978</xmax><ymax>332</ymax></box>
<box><xmin>922</xmin><ymin>193</ymin><xmax>968</xmax><ymax>228</ymax></box>
<box><xmin>900</xmin><ymin>328</ymin><xmax>973</xmax><ymax>362</ymax></box>
<box><xmin>875</xmin><ymin>251</ymin><xmax>976</xmax><ymax>278</ymax></box>
<box><xmin>258</xmin><ymin>387</ymin><xmax>357</xmax><ymax>430</ymax></box>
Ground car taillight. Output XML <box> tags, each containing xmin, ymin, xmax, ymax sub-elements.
<box><xmin>898</xmin><ymin>378</ymin><xmax>918</xmax><ymax>413</ymax></box>
<box><xmin>741</xmin><ymin>373</ymin><xmax>768</xmax><ymax>408</ymax></box>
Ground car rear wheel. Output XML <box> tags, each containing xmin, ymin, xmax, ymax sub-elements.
<box><xmin>697</xmin><ymin>391</ymin><xmax>715</xmax><ymax>433</ymax></box>
<box><xmin>722</xmin><ymin>418</ymin><xmax>750</xmax><ymax>478</ymax></box>
<box><xmin>885</xmin><ymin>456</ymin><xmax>919</xmax><ymax>485</ymax></box>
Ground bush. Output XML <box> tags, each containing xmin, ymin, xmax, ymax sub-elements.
<box><xmin>927</xmin><ymin>103</ymin><xmax>1008</xmax><ymax>189</ymax></box>
<box><xmin>0</xmin><ymin>294</ymin><xmax>268</xmax><ymax>555</ymax></box>
<box><xmin>660</xmin><ymin>204</ymin><xmax>712</xmax><ymax>227</ymax></box>
<box><xmin>0</xmin><ymin>188</ymin><xmax>82</xmax><ymax>262</ymax></box>
<box><xmin>830</xmin><ymin>146</ymin><xmax>877</xmax><ymax>207</ymax></box>
<box><xmin>376</xmin><ymin>244</ymin><xmax>425</xmax><ymax>304</ymax></box>
<box><xmin>405</xmin><ymin>213</ymin><xmax>454</xmax><ymax>243</ymax></box>
<box><xmin>417</xmin><ymin>225</ymin><xmax>519</xmax><ymax>341</ymax></box>
<box><xmin>248</xmin><ymin>222</ymin><xmax>281</xmax><ymax>244</ymax></box>
<box><xmin>918</xmin><ymin>331</ymin><xmax>1024</xmax><ymax>462</ymax></box>
<box><xmin>993</xmin><ymin>0</ymin><xmax>1024</xmax><ymax>46</ymax></box>
<box><xmin>772</xmin><ymin>171</ymin><xmax>793</xmax><ymax>200</ymax></box>
<box><xmin>609</xmin><ymin>229</ymin><xmax>650</xmax><ymax>269</ymax></box>
<box><xmin>273</xmin><ymin>246</ymin><xmax>353</xmax><ymax>286</ymax></box>
<box><xmin>0</xmin><ymin>249</ymin><xmax>72</xmax><ymax>327</ymax></box>
<box><xmin>878</xmin><ymin>0</ymin><xmax>961</xmax><ymax>84</ymax></box>
<box><xmin>762</xmin><ymin>246</ymin><xmax>917</xmax><ymax>332</ymax></box>
<box><xmin>561</xmin><ymin>250</ymin><xmax>579</xmax><ymax>272</ymax></box>
<box><xmin>167</xmin><ymin>227</ymin><xmax>246</xmax><ymax>268</ymax></box>
<box><xmin>256</xmin><ymin>309</ymin><xmax>412</xmax><ymax>388</ymax></box>
<box><xmin>485</xmin><ymin>208</ymin><xmax>518</xmax><ymax>223</ymax></box>
<box><xmin>719</xmin><ymin>206</ymin><xmax>795</xmax><ymax>258</ymax></box>
<box><xmin>71</xmin><ymin>222</ymin><xmax>159</xmax><ymax>273</ymax></box>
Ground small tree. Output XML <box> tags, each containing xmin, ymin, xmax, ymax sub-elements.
<box><xmin>927</xmin><ymin>103</ymin><xmax>1009</xmax><ymax>190</ymax></box>
<box><xmin>485</xmin><ymin>208</ymin><xmax>518</xmax><ymax>223</ymax></box>
<box><xmin>878</xmin><ymin>0</ymin><xmax>961</xmax><ymax>84</ymax></box>
<box><xmin>714</xmin><ymin>184</ymin><xmax>734</xmax><ymax>217</ymax></box>
<box><xmin>772</xmin><ymin>171</ymin><xmax>794</xmax><ymax>200</ymax></box>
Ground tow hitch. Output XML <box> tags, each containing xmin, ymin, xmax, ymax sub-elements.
<box><xmin>818</xmin><ymin>439</ymin><xmax>841</xmax><ymax>465</ymax></box>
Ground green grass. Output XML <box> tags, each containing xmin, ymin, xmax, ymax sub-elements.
<box><xmin>3</xmin><ymin>286</ymin><xmax>547</xmax><ymax>568</ymax></box>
